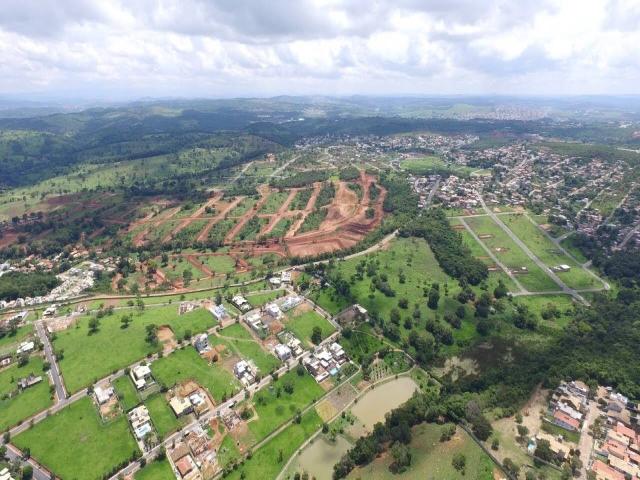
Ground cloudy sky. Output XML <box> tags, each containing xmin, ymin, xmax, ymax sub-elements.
<box><xmin>1</xmin><ymin>0</ymin><xmax>639</xmax><ymax>100</ymax></box>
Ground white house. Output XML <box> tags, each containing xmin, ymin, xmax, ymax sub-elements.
<box><xmin>210</xmin><ymin>304</ymin><xmax>227</xmax><ymax>320</ymax></box>
<box><xmin>274</xmin><ymin>343</ymin><xmax>292</xmax><ymax>361</ymax></box>
<box><xmin>265</xmin><ymin>303</ymin><xmax>281</xmax><ymax>319</ymax></box>
<box><xmin>193</xmin><ymin>333</ymin><xmax>210</xmax><ymax>353</ymax></box>
<box><xmin>94</xmin><ymin>385</ymin><xmax>114</xmax><ymax>405</ymax></box>
<box><xmin>130</xmin><ymin>364</ymin><xmax>153</xmax><ymax>390</ymax></box>
<box><xmin>16</xmin><ymin>341</ymin><xmax>34</xmax><ymax>355</ymax></box>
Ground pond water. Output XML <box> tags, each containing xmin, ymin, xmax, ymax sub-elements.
<box><xmin>350</xmin><ymin>376</ymin><xmax>419</xmax><ymax>430</ymax></box>
<box><xmin>292</xmin><ymin>435</ymin><xmax>353</xmax><ymax>480</ymax></box>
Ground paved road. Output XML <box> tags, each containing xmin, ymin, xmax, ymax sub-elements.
<box><xmin>425</xmin><ymin>177</ymin><xmax>441</xmax><ymax>206</ymax></box>
<box><xmin>479</xmin><ymin>196</ymin><xmax>588</xmax><ymax>305</ymax></box>
<box><xmin>4</xmin><ymin>444</ymin><xmax>53</xmax><ymax>480</ymax></box>
<box><xmin>459</xmin><ymin>217</ymin><xmax>527</xmax><ymax>294</ymax></box>
<box><xmin>35</xmin><ymin>321</ymin><xmax>67</xmax><ymax>402</ymax></box>
<box><xmin>578</xmin><ymin>397</ymin><xmax>601</xmax><ymax>479</ymax></box>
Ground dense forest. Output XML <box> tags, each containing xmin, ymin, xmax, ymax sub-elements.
<box><xmin>0</xmin><ymin>271</ymin><xmax>60</xmax><ymax>301</ymax></box>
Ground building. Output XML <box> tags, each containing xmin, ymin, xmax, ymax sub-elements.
<box><xmin>591</xmin><ymin>459</ymin><xmax>625</xmax><ymax>480</ymax></box>
<box><xmin>553</xmin><ymin>410</ymin><xmax>581</xmax><ymax>432</ymax></box>
<box><xmin>269</xmin><ymin>277</ymin><xmax>282</xmax><ymax>286</ymax></box>
<box><xmin>278</xmin><ymin>331</ymin><xmax>304</xmax><ymax>356</ymax></box>
<box><xmin>281</xmin><ymin>271</ymin><xmax>292</xmax><ymax>283</ymax></box>
<box><xmin>43</xmin><ymin>305</ymin><xmax>57</xmax><ymax>317</ymax></box>
<box><xmin>128</xmin><ymin>405</ymin><xmax>153</xmax><ymax>439</ymax></box>
<box><xmin>18</xmin><ymin>374</ymin><xmax>42</xmax><ymax>390</ymax></box>
<box><xmin>0</xmin><ymin>354</ymin><xmax>12</xmax><ymax>367</ymax></box>
<box><xmin>274</xmin><ymin>343</ymin><xmax>292</xmax><ymax>361</ymax></box>
<box><xmin>0</xmin><ymin>468</ymin><xmax>15</xmax><ymax>480</ymax></box>
<box><xmin>94</xmin><ymin>385</ymin><xmax>114</xmax><ymax>405</ymax></box>
<box><xmin>179</xmin><ymin>301</ymin><xmax>198</xmax><ymax>315</ymax></box>
<box><xmin>193</xmin><ymin>333</ymin><xmax>210</xmax><ymax>353</ymax></box>
<box><xmin>304</xmin><ymin>342</ymin><xmax>349</xmax><ymax>383</ymax></box>
<box><xmin>232</xmin><ymin>295</ymin><xmax>251</xmax><ymax>312</ymax></box>
<box><xmin>170</xmin><ymin>396</ymin><xmax>193</xmax><ymax>417</ymax></box>
<box><xmin>175</xmin><ymin>454</ymin><xmax>197</xmax><ymax>478</ymax></box>
<box><xmin>234</xmin><ymin>360</ymin><xmax>257</xmax><ymax>386</ymax></box>
<box><xmin>265</xmin><ymin>303</ymin><xmax>281</xmax><ymax>319</ymax></box>
<box><xmin>16</xmin><ymin>341</ymin><xmax>34</xmax><ymax>355</ymax></box>
<box><xmin>130</xmin><ymin>364</ymin><xmax>153</xmax><ymax>390</ymax></box>
<box><xmin>280</xmin><ymin>295</ymin><xmax>303</xmax><ymax>312</ymax></box>
<box><xmin>244</xmin><ymin>312</ymin><xmax>268</xmax><ymax>338</ymax></box>
<box><xmin>209</xmin><ymin>304</ymin><xmax>226</xmax><ymax>321</ymax></box>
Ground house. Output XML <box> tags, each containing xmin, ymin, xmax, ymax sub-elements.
<box><xmin>43</xmin><ymin>305</ymin><xmax>57</xmax><ymax>317</ymax></box>
<box><xmin>0</xmin><ymin>354</ymin><xmax>12</xmax><ymax>367</ymax></box>
<box><xmin>9</xmin><ymin>311</ymin><xmax>28</xmax><ymax>323</ymax></box>
<box><xmin>130</xmin><ymin>364</ymin><xmax>153</xmax><ymax>390</ymax></box>
<box><xmin>175</xmin><ymin>454</ymin><xmax>197</xmax><ymax>478</ymax></box>
<box><xmin>209</xmin><ymin>304</ymin><xmax>227</xmax><ymax>321</ymax></box>
<box><xmin>244</xmin><ymin>312</ymin><xmax>268</xmax><ymax>338</ymax></box>
<box><xmin>269</xmin><ymin>277</ymin><xmax>282</xmax><ymax>286</ymax></box>
<box><xmin>265</xmin><ymin>303</ymin><xmax>281</xmax><ymax>319</ymax></box>
<box><xmin>591</xmin><ymin>459</ymin><xmax>625</xmax><ymax>480</ymax></box>
<box><xmin>170</xmin><ymin>396</ymin><xmax>193</xmax><ymax>417</ymax></box>
<box><xmin>281</xmin><ymin>271</ymin><xmax>292</xmax><ymax>283</ymax></box>
<box><xmin>234</xmin><ymin>360</ymin><xmax>257</xmax><ymax>386</ymax></box>
<box><xmin>94</xmin><ymin>385</ymin><xmax>114</xmax><ymax>405</ymax></box>
<box><xmin>232</xmin><ymin>295</ymin><xmax>251</xmax><ymax>312</ymax></box>
<box><xmin>128</xmin><ymin>405</ymin><xmax>152</xmax><ymax>439</ymax></box>
<box><xmin>193</xmin><ymin>333</ymin><xmax>210</xmax><ymax>353</ymax></box>
<box><xmin>178</xmin><ymin>301</ymin><xmax>198</xmax><ymax>315</ymax></box>
<box><xmin>553</xmin><ymin>410</ymin><xmax>581</xmax><ymax>432</ymax></box>
<box><xmin>16</xmin><ymin>341</ymin><xmax>34</xmax><ymax>355</ymax></box>
<box><xmin>280</xmin><ymin>295</ymin><xmax>302</xmax><ymax>312</ymax></box>
<box><xmin>274</xmin><ymin>343</ymin><xmax>292</xmax><ymax>361</ymax></box>
<box><xmin>18</xmin><ymin>374</ymin><xmax>42</xmax><ymax>390</ymax></box>
<box><xmin>278</xmin><ymin>331</ymin><xmax>304</xmax><ymax>356</ymax></box>
<box><xmin>0</xmin><ymin>468</ymin><xmax>15</xmax><ymax>480</ymax></box>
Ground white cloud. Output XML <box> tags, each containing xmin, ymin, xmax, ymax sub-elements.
<box><xmin>0</xmin><ymin>0</ymin><xmax>638</xmax><ymax>98</ymax></box>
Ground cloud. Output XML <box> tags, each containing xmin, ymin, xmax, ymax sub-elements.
<box><xmin>0</xmin><ymin>0</ymin><xmax>638</xmax><ymax>98</ymax></box>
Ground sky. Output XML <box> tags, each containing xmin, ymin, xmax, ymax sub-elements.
<box><xmin>1</xmin><ymin>0</ymin><xmax>640</xmax><ymax>100</ymax></box>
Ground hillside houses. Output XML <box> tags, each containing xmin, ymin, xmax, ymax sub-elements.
<box><xmin>304</xmin><ymin>342</ymin><xmax>348</xmax><ymax>383</ymax></box>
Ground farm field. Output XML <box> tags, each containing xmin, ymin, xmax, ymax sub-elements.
<box><xmin>465</xmin><ymin>216</ymin><xmax>559</xmax><ymax>292</ymax></box>
<box><xmin>501</xmin><ymin>214</ymin><xmax>599</xmax><ymax>290</ymax></box>
<box><xmin>347</xmin><ymin>423</ymin><xmax>495</xmax><ymax>480</ymax></box>
<box><xmin>13</xmin><ymin>397</ymin><xmax>138</xmax><ymax>480</ymax></box>
<box><xmin>53</xmin><ymin>306</ymin><xmax>216</xmax><ymax>393</ymax></box>
<box><xmin>284</xmin><ymin>309</ymin><xmax>336</xmax><ymax>347</ymax></box>
<box><xmin>151</xmin><ymin>346</ymin><xmax>240</xmax><ymax>403</ymax></box>
<box><xmin>247</xmin><ymin>370</ymin><xmax>325</xmax><ymax>443</ymax></box>
<box><xmin>0</xmin><ymin>356</ymin><xmax>53</xmax><ymax>431</ymax></box>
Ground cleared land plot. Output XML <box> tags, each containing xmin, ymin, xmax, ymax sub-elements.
<box><xmin>145</xmin><ymin>393</ymin><xmax>188</xmax><ymax>439</ymax></box>
<box><xmin>212</xmin><ymin>324</ymin><xmax>280</xmax><ymax>373</ymax></box>
<box><xmin>0</xmin><ymin>356</ymin><xmax>53</xmax><ymax>431</ymax></box>
<box><xmin>559</xmin><ymin>233</ymin><xmax>589</xmax><ymax>264</ymax></box>
<box><xmin>13</xmin><ymin>397</ymin><xmax>138</xmax><ymax>480</ymax></box>
<box><xmin>164</xmin><ymin>257</ymin><xmax>207</xmax><ymax>282</ymax></box>
<box><xmin>227</xmin><ymin>197</ymin><xmax>258</xmax><ymax>217</ymax></box>
<box><xmin>54</xmin><ymin>306</ymin><xmax>216</xmax><ymax>393</ymax></box>
<box><xmin>151</xmin><ymin>346</ymin><xmax>240</xmax><ymax>403</ymax></box>
<box><xmin>284</xmin><ymin>310</ymin><xmax>336</xmax><ymax>347</ymax></box>
<box><xmin>298</xmin><ymin>208</ymin><xmax>327</xmax><ymax>233</ymax></box>
<box><xmin>400</xmin><ymin>156</ymin><xmax>477</xmax><ymax>177</ymax></box>
<box><xmin>465</xmin><ymin>216</ymin><xmax>558</xmax><ymax>292</ymax></box>
<box><xmin>235</xmin><ymin>215</ymin><xmax>269</xmax><ymax>241</ymax></box>
<box><xmin>289</xmin><ymin>189</ymin><xmax>313</xmax><ymax>210</ymax></box>
<box><xmin>266</xmin><ymin>217</ymin><xmax>294</xmax><ymax>238</ymax></box>
<box><xmin>501</xmin><ymin>215</ymin><xmax>598</xmax><ymax>290</ymax></box>
<box><xmin>348</xmin><ymin>423</ymin><xmax>495</xmax><ymax>480</ymax></box>
<box><xmin>195</xmin><ymin>254</ymin><xmax>236</xmax><ymax>274</ymax></box>
<box><xmin>259</xmin><ymin>191</ymin><xmax>290</xmax><ymax>214</ymax></box>
<box><xmin>248</xmin><ymin>370</ymin><xmax>324</xmax><ymax>443</ymax></box>
<box><xmin>207</xmin><ymin>218</ymin><xmax>238</xmax><ymax>244</ymax></box>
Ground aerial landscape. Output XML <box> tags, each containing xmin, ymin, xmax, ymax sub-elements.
<box><xmin>1</xmin><ymin>1</ymin><xmax>640</xmax><ymax>480</ymax></box>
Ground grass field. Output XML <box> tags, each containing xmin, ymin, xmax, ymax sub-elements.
<box><xmin>559</xmin><ymin>233</ymin><xmax>589</xmax><ymax>264</ymax></box>
<box><xmin>400</xmin><ymin>156</ymin><xmax>479</xmax><ymax>177</ymax></box>
<box><xmin>248</xmin><ymin>370</ymin><xmax>324</xmax><ymax>443</ymax></box>
<box><xmin>298</xmin><ymin>208</ymin><xmax>327</xmax><ymax>233</ymax></box>
<box><xmin>228</xmin><ymin>197</ymin><xmax>258</xmax><ymax>217</ymax></box>
<box><xmin>54</xmin><ymin>306</ymin><xmax>216</xmax><ymax>393</ymax></box>
<box><xmin>285</xmin><ymin>310</ymin><xmax>336</xmax><ymax>347</ymax></box>
<box><xmin>259</xmin><ymin>191</ymin><xmax>291</xmax><ymax>214</ymax></box>
<box><xmin>207</xmin><ymin>218</ymin><xmax>238</xmax><ymax>243</ymax></box>
<box><xmin>151</xmin><ymin>346</ymin><xmax>239</xmax><ymax>403</ymax></box>
<box><xmin>212</xmin><ymin>324</ymin><xmax>280</xmax><ymax>373</ymax></box>
<box><xmin>0</xmin><ymin>323</ymin><xmax>34</xmax><ymax>354</ymax></box>
<box><xmin>465</xmin><ymin>216</ymin><xmax>558</xmax><ymax>292</ymax></box>
<box><xmin>348</xmin><ymin>423</ymin><xmax>495</xmax><ymax>480</ymax></box>
<box><xmin>236</xmin><ymin>215</ymin><xmax>269</xmax><ymax>240</ymax></box>
<box><xmin>145</xmin><ymin>393</ymin><xmax>187</xmax><ymax>439</ymax></box>
<box><xmin>246</xmin><ymin>290</ymin><xmax>284</xmax><ymax>307</ymax></box>
<box><xmin>289</xmin><ymin>189</ymin><xmax>313</xmax><ymax>210</ymax></box>
<box><xmin>113</xmin><ymin>375</ymin><xmax>140</xmax><ymax>412</ymax></box>
<box><xmin>217</xmin><ymin>433</ymin><xmax>241</xmax><ymax>469</ymax></box>
<box><xmin>13</xmin><ymin>397</ymin><xmax>138</xmax><ymax>480</ymax></box>
<box><xmin>0</xmin><ymin>356</ymin><xmax>53</xmax><ymax>431</ymax></box>
<box><xmin>195</xmin><ymin>254</ymin><xmax>236</xmax><ymax>274</ymax></box>
<box><xmin>266</xmin><ymin>217</ymin><xmax>294</xmax><ymax>238</ymax></box>
<box><xmin>135</xmin><ymin>458</ymin><xmax>175</xmax><ymax>480</ymax></box>
<box><xmin>501</xmin><ymin>215</ymin><xmax>599</xmax><ymax>290</ymax></box>
<box><xmin>226</xmin><ymin>410</ymin><xmax>323</xmax><ymax>480</ymax></box>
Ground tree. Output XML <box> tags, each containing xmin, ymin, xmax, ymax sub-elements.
<box><xmin>21</xmin><ymin>465</ymin><xmax>33</xmax><ymax>480</ymax></box>
<box><xmin>311</xmin><ymin>326</ymin><xmax>323</xmax><ymax>345</ymax></box>
<box><xmin>427</xmin><ymin>288</ymin><xmax>440</xmax><ymax>310</ymax></box>
<box><xmin>182</xmin><ymin>268</ymin><xmax>193</xmax><ymax>287</ymax></box>
<box><xmin>390</xmin><ymin>442</ymin><xmax>412</xmax><ymax>473</ymax></box>
<box><xmin>503</xmin><ymin>458</ymin><xmax>520</xmax><ymax>477</ymax></box>
<box><xmin>534</xmin><ymin>439</ymin><xmax>554</xmax><ymax>463</ymax></box>
<box><xmin>494</xmin><ymin>279</ymin><xmax>508</xmax><ymax>299</ymax></box>
<box><xmin>452</xmin><ymin>453</ymin><xmax>466</xmax><ymax>472</ymax></box>
<box><xmin>88</xmin><ymin>317</ymin><xmax>100</xmax><ymax>335</ymax></box>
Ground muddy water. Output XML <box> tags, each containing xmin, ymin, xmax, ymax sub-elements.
<box><xmin>293</xmin><ymin>435</ymin><xmax>353</xmax><ymax>480</ymax></box>
<box><xmin>351</xmin><ymin>376</ymin><xmax>419</xmax><ymax>430</ymax></box>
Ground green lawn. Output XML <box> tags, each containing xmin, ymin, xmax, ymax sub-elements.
<box><xmin>54</xmin><ymin>306</ymin><xmax>217</xmax><ymax>393</ymax></box>
<box><xmin>227</xmin><ymin>410</ymin><xmax>323</xmax><ymax>480</ymax></box>
<box><xmin>212</xmin><ymin>324</ymin><xmax>280</xmax><ymax>373</ymax></box>
<box><xmin>13</xmin><ymin>397</ymin><xmax>138</xmax><ymax>480</ymax></box>
<box><xmin>145</xmin><ymin>394</ymin><xmax>187</xmax><ymax>439</ymax></box>
<box><xmin>246</xmin><ymin>290</ymin><xmax>284</xmax><ymax>308</ymax></box>
<box><xmin>465</xmin><ymin>216</ymin><xmax>558</xmax><ymax>292</ymax></box>
<box><xmin>135</xmin><ymin>458</ymin><xmax>175</xmax><ymax>480</ymax></box>
<box><xmin>285</xmin><ymin>310</ymin><xmax>336</xmax><ymax>347</ymax></box>
<box><xmin>197</xmin><ymin>254</ymin><xmax>236</xmax><ymax>274</ymax></box>
<box><xmin>501</xmin><ymin>215</ymin><xmax>599</xmax><ymax>290</ymax></box>
<box><xmin>217</xmin><ymin>433</ymin><xmax>241</xmax><ymax>469</ymax></box>
<box><xmin>151</xmin><ymin>346</ymin><xmax>239</xmax><ymax>403</ymax></box>
<box><xmin>348</xmin><ymin>423</ymin><xmax>495</xmax><ymax>480</ymax></box>
<box><xmin>0</xmin><ymin>356</ymin><xmax>53</xmax><ymax>431</ymax></box>
<box><xmin>0</xmin><ymin>323</ymin><xmax>34</xmax><ymax>353</ymax></box>
<box><xmin>248</xmin><ymin>370</ymin><xmax>324</xmax><ymax>443</ymax></box>
<box><xmin>113</xmin><ymin>375</ymin><xmax>140</xmax><ymax>412</ymax></box>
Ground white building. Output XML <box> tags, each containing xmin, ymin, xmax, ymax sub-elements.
<box><xmin>274</xmin><ymin>344</ymin><xmax>292</xmax><ymax>361</ymax></box>
<box><xmin>16</xmin><ymin>341</ymin><xmax>34</xmax><ymax>355</ymax></box>
<box><xmin>128</xmin><ymin>405</ymin><xmax>153</xmax><ymax>439</ymax></box>
<box><xmin>130</xmin><ymin>364</ymin><xmax>153</xmax><ymax>390</ymax></box>
<box><xmin>94</xmin><ymin>385</ymin><xmax>114</xmax><ymax>405</ymax></box>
